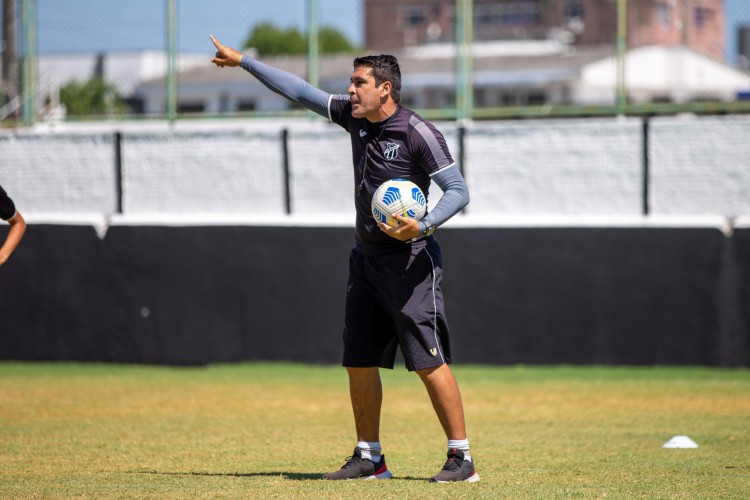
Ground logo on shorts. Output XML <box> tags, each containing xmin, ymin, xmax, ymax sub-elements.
<box><xmin>429</xmin><ymin>348</ymin><xmax>438</xmax><ymax>357</ymax></box>
<box><xmin>384</xmin><ymin>143</ymin><xmax>400</xmax><ymax>160</ymax></box>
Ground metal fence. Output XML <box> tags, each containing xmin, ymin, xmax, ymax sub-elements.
<box><xmin>2</xmin><ymin>0</ymin><xmax>750</xmax><ymax>125</ymax></box>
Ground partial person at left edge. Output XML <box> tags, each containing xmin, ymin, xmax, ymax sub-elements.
<box><xmin>0</xmin><ymin>184</ymin><xmax>27</xmax><ymax>267</ymax></box>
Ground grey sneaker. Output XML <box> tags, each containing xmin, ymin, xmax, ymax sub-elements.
<box><xmin>430</xmin><ymin>448</ymin><xmax>480</xmax><ymax>483</ymax></box>
<box><xmin>322</xmin><ymin>447</ymin><xmax>393</xmax><ymax>480</ymax></box>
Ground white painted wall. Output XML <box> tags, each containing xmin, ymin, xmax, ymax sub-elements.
<box><xmin>121</xmin><ymin>131</ymin><xmax>284</xmax><ymax>214</ymax></box>
<box><xmin>464</xmin><ymin>118</ymin><xmax>643</xmax><ymax>214</ymax></box>
<box><xmin>2</xmin><ymin>115</ymin><xmax>748</xmax><ymax>219</ymax></box>
<box><xmin>650</xmin><ymin>116</ymin><xmax>750</xmax><ymax>215</ymax></box>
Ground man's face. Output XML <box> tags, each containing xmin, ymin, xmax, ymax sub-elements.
<box><xmin>348</xmin><ymin>66</ymin><xmax>388</xmax><ymax>120</ymax></box>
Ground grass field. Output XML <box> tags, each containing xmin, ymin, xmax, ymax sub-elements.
<box><xmin>1</xmin><ymin>362</ymin><xmax>749</xmax><ymax>498</ymax></box>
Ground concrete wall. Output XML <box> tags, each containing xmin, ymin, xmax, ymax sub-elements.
<box><xmin>464</xmin><ymin>119</ymin><xmax>643</xmax><ymax>214</ymax></box>
<box><xmin>2</xmin><ymin>115</ymin><xmax>749</xmax><ymax>218</ymax></box>
<box><xmin>0</xmin><ymin>222</ymin><xmax>747</xmax><ymax>366</ymax></box>
<box><xmin>2</xmin><ymin>115</ymin><xmax>748</xmax><ymax>366</ymax></box>
<box><xmin>650</xmin><ymin>116</ymin><xmax>750</xmax><ymax>214</ymax></box>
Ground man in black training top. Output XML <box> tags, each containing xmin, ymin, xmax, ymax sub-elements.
<box><xmin>210</xmin><ymin>35</ymin><xmax>478</xmax><ymax>483</ymax></box>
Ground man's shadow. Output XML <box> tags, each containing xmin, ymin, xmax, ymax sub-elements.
<box><xmin>130</xmin><ymin>470</ymin><xmax>423</xmax><ymax>481</ymax></box>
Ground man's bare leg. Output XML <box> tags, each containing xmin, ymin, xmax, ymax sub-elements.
<box><xmin>417</xmin><ymin>363</ymin><xmax>479</xmax><ymax>482</ymax></box>
<box><xmin>416</xmin><ymin>363</ymin><xmax>466</xmax><ymax>439</ymax></box>
<box><xmin>322</xmin><ymin>367</ymin><xmax>392</xmax><ymax>480</ymax></box>
<box><xmin>347</xmin><ymin>366</ymin><xmax>382</xmax><ymax>441</ymax></box>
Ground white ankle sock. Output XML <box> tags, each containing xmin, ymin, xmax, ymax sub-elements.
<box><xmin>357</xmin><ymin>441</ymin><xmax>382</xmax><ymax>463</ymax></box>
<box><xmin>448</xmin><ymin>439</ymin><xmax>471</xmax><ymax>462</ymax></box>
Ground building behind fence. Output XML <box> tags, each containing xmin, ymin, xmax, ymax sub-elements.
<box><xmin>2</xmin><ymin>0</ymin><xmax>750</xmax><ymax>124</ymax></box>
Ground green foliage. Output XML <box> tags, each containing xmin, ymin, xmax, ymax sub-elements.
<box><xmin>59</xmin><ymin>77</ymin><xmax>124</xmax><ymax>116</ymax></box>
<box><xmin>243</xmin><ymin>22</ymin><xmax>356</xmax><ymax>56</ymax></box>
<box><xmin>319</xmin><ymin>26</ymin><xmax>356</xmax><ymax>54</ymax></box>
<box><xmin>243</xmin><ymin>22</ymin><xmax>306</xmax><ymax>56</ymax></box>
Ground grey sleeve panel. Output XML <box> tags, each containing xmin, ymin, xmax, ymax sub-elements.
<box><xmin>409</xmin><ymin>114</ymin><xmax>452</xmax><ymax>169</ymax></box>
<box><xmin>420</xmin><ymin>165</ymin><xmax>470</xmax><ymax>232</ymax></box>
<box><xmin>240</xmin><ymin>55</ymin><xmax>331</xmax><ymax>118</ymax></box>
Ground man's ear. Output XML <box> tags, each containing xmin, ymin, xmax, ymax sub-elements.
<box><xmin>380</xmin><ymin>81</ymin><xmax>392</xmax><ymax>98</ymax></box>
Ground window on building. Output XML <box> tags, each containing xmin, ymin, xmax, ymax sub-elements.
<box><xmin>498</xmin><ymin>89</ymin><xmax>547</xmax><ymax>106</ymax></box>
<box><xmin>474</xmin><ymin>5</ymin><xmax>493</xmax><ymax>26</ymax></box>
<box><xmin>447</xmin><ymin>5</ymin><xmax>456</xmax><ymax>27</ymax></box>
<box><xmin>400</xmin><ymin>94</ymin><xmax>417</xmax><ymax>108</ymax></box>
<box><xmin>565</xmin><ymin>1</ymin><xmax>584</xmax><ymax>33</ymax></box>
<box><xmin>124</xmin><ymin>97</ymin><xmax>144</xmax><ymax>114</ymax></box>
<box><xmin>474</xmin><ymin>88</ymin><xmax>487</xmax><ymax>107</ymax></box>
<box><xmin>497</xmin><ymin>2</ymin><xmax>541</xmax><ymax>27</ymax></box>
<box><xmin>526</xmin><ymin>91</ymin><xmax>546</xmax><ymax>105</ymax></box>
<box><xmin>565</xmin><ymin>1</ymin><xmax>584</xmax><ymax>22</ymax></box>
<box><xmin>219</xmin><ymin>92</ymin><xmax>230</xmax><ymax>113</ymax></box>
<box><xmin>636</xmin><ymin>4</ymin><xmax>650</xmax><ymax>25</ymax></box>
<box><xmin>657</xmin><ymin>2</ymin><xmax>671</xmax><ymax>28</ymax></box>
<box><xmin>237</xmin><ymin>100</ymin><xmax>256</xmax><ymax>112</ymax></box>
<box><xmin>694</xmin><ymin>7</ymin><xmax>712</xmax><ymax>29</ymax></box>
<box><xmin>404</xmin><ymin>6</ymin><xmax>426</xmax><ymax>26</ymax></box>
<box><xmin>177</xmin><ymin>102</ymin><xmax>205</xmax><ymax>113</ymax></box>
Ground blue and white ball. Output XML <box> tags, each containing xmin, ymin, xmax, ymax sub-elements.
<box><xmin>371</xmin><ymin>178</ymin><xmax>427</xmax><ymax>227</ymax></box>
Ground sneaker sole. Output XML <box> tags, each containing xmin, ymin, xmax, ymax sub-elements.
<box><xmin>431</xmin><ymin>471</ymin><xmax>480</xmax><ymax>483</ymax></box>
<box><xmin>362</xmin><ymin>470</ymin><xmax>394</xmax><ymax>480</ymax></box>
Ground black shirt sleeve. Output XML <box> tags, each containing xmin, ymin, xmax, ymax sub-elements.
<box><xmin>0</xmin><ymin>185</ymin><xmax>17</xmax><ymax>221</ymax></box>
<box><xmin>328</xmin><ymin>94</ymin><xmax>353</xmax><ymax>130</ymax></box>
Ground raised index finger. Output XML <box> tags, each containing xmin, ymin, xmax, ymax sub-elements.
<box><xmin>209</xmin><ymin>34</ymin><xmax>223</xmax><ymax>50</ymax></box>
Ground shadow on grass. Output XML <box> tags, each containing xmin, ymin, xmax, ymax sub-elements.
<box><xmin>128</xmin><ymin>469</ymin><xmax>424</xmax><ymax>481</ymax></box>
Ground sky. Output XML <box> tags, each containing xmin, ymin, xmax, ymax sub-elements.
<box><xmin>34</xmin><ymin>0</ymin><xmax>364</xmax><ymax>53</ymax></box>
<box><xmin>12</xmin><ymin>0</ymin><xmax>750</xmax><ymax>65</ymax></box>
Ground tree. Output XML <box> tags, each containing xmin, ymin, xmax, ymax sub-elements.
<box><xmin>319</xmin><ymin>26</ymin><xmax>356</xmax><ymax>54</ymax></box>
<box><xmin>243</xmin><ymin>22</ymin><xmax>357</xmax><ymax>56</ymax></box>
<box><xmin>59</xmin><ymin>77</ymin><xmax>125</xmax><ymax>116</ymax></box>
<box><xmin>243</xmin><ymin>22</ymin><xmax>306</xmax><ymax>56</ymax></box>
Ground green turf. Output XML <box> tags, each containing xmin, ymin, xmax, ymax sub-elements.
<box><xmin>1</xmin><ymin>363</ymin><xmax>748</xmax><ymax>498</ymax></box>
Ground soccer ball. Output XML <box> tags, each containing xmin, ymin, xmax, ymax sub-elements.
<box><xmin>371</xmin><ymin>178</ymin><xmax>427</xmax><ymax>227</ymax></box>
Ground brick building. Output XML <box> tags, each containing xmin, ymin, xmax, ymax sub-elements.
<box><xmin>365</xmin><ymin>0</ymin><xmax>725</xmax><ymax>61</ymax></box>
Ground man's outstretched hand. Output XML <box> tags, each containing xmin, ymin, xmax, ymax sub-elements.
<box><xmin>210</xmin><ymin>35</ymin><xmax>243</xmax><ymax>68</ymax></box>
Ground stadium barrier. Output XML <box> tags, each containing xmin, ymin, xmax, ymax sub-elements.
<box><xmin>1</xmin><ymin>218</ymin><xmax>747</xmax><ymax>366</ymax></box>
<box><xmin>3</xmin><ymin>115</ymin><xmax>750</xmax><ymax>218</ymax></box>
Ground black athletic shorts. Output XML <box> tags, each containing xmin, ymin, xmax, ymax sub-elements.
<box><xmin>342</xmin><ymin>237</ymin><xmax>452</xmax><ymax>372</ymax></box>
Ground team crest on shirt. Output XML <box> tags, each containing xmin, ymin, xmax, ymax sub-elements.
<box><xmin>384</xmin><ymin>143</ymin><xmax>400</xmax><ymax>160</ymax></box>
<box><xmin>359</xmin><ymin>129</ymin><xmax>367</xmax><ymax>137</ymax></box>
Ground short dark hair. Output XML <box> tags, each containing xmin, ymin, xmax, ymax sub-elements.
<box><xmin>353</xmin><ymin>54</ymin><xmax>401</xmax><ymax>103</ymax></box>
